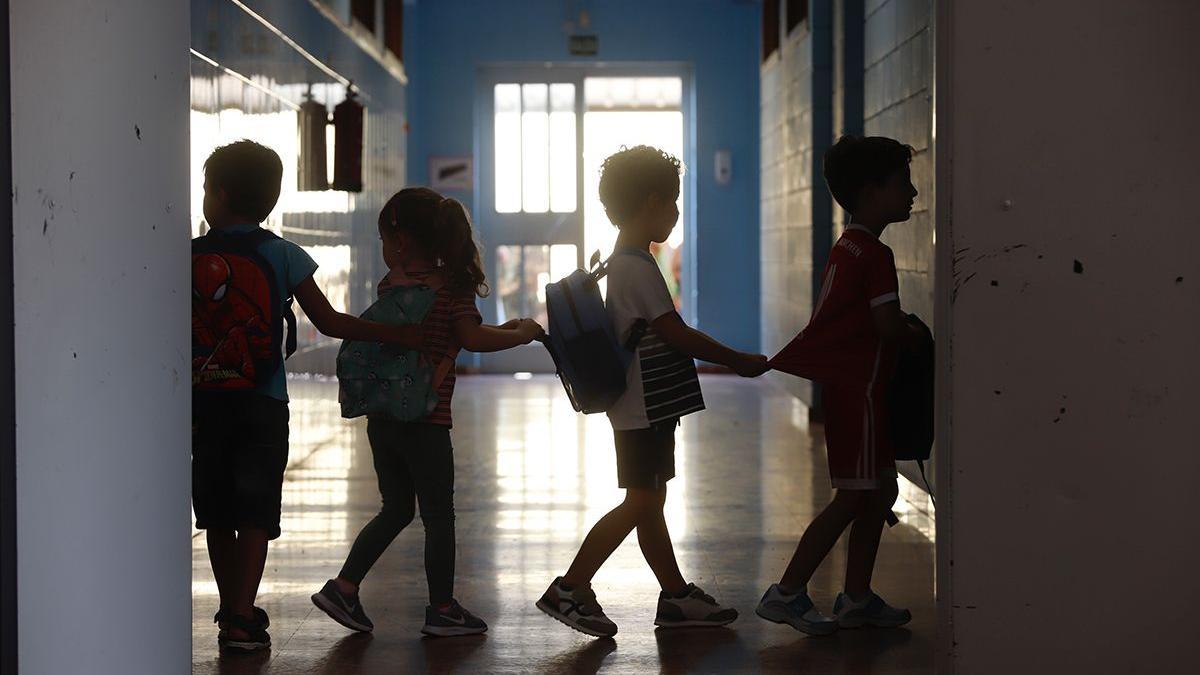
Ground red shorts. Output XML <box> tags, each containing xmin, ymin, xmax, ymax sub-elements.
<box><xmin>823</xmin><ymin>381</ymin><xmax>896</xmax><ymax>490</ymax></box>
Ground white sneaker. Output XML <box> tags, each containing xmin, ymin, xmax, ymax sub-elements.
<box><xmin>654</xmin><ymin>583</ymin><xmax>738</xmax><ymax>627</ymax></box>
<box><xmin>755</xmin><ymin>583</ymin><xmax>838</xmax><ymax>635</ymax></box>
<box><xmin>833</xmin><ymin>591</ymin><xmax>911</xmax><ymax>628</ymax></box>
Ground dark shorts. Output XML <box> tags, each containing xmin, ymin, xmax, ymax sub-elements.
<box><xmin>193</xmin><ymin>392</ymin><xmax>289</xmax><ymax>539</ymax></box>
<box><xmin>613</xmin><ymin>419</ymin><xmax>678</xmax><ymax>489</ymax></box>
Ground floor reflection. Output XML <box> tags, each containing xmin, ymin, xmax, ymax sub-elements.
<box><xmin>193</xmin><ymin>375</ymin><xmax>934</xmax><ymax>674</ymax></box>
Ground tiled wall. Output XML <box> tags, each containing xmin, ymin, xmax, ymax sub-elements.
<box><xmin>760</xmin><ymin>20</ymin><xmax>826</xmax><ymax>405</ymax></box>
<box><xmin>862</xmin><ymin>0</ymin><xmax>934</xmax><ymax>490</ymax></box>
<box><xmin>758</xmin><ymin>5</ymin><xmax>835</xmax><ymax>403</ymax></box>
<box><xmin>760</xmin><ymin>1</ymin><xmax>935</xmax><ymax>491</ymax></box>
<box><xmin>864</xmin><ymin>0</ymin><xmax>934</xmax><ymax>323</ymax></box>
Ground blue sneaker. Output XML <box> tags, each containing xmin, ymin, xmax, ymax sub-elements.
<box><xmin>755</xmin><ymin>584</ymin><xmax>838</xmax><ymax>635</ymax></box>
<box><xmin>833</xmin><ymin>591</ymin><xmax>911</xmax><ymax>628</ymax></box>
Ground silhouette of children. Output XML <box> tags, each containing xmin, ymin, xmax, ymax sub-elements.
<box><xmin>312</xmin><ymin>187</ymin><xmax>542</xmax><ymax>637</ymax></box>
<box><xmin>758</xmin><ymin>135</ymin><xmax>924</xmax><ymax>635</ymax></box>
<box><xmin>193</xmin><ymin>140</ymin><xmax>423</xmax><ymax>652</ymax></box>
<box><xmin>537</xmin><ymin>146</ymin><xmax>769</xmax><ymax>638</ymax></box>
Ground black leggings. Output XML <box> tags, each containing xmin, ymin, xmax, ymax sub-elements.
<box><xmin>339</xmin><ymin>419</ymin><xmax>456</xmax><ymax>605</ymax></box>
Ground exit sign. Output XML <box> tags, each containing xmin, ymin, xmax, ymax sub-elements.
<box><xmin>569</xmin><ymin>34</ymin><xmax>598</xmax><ymax>56</ymax></box>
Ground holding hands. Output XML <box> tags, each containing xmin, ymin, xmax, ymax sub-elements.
<box><xmin>513</xmin><ymin>318</ymin><xmax>546</xmax><ymax>344</ymax></box>
<box><xmin>733</xmin><ymin>352</ymin><xmax>771</xmax><ymax>378</ymax></box>
<box><xmin>499</xmin><ymin>318</ymin><xmax>546</xmax><ymax>344</ymax></box>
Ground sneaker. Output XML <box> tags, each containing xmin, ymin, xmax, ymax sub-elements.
<box><xmin>421</xmin><ymin>599</ymin><xmax>488</xmax><ymax>637</ymax></box>
<box><xmin>833</xmin><ymin>591</ymin><xmax>912</xmax><ymax>628</ymax></box>
<box><xmin>654</xmin><ymin>583</ymin><xmax>738</xmax><ymax>628</ymax></box>
<box><xmin>536</xmin><ymin>577</ymin><xmax>618</xmax><ymax>638</ymax></box>
<box><xmin>214</xmin><ymin>606</ymin><xmax>269</xmax><ymax>630</ymax></box>
<box><xmin>218</xmin><ymin>613</ymin><xmax>271</xmax><ymax>652</ymax></box>
<box><xmin>311</xmin><ymin>579</ymin><xmax>374</xmax><ymax>633</ymax></box>
<box><xmin>755</xmin><ymin>584</ymin><xmax>838</xmax><ymax>636</ymax></box>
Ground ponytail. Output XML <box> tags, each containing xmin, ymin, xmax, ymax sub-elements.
<box><xmin>378</xmin><ymin>187</ymin><xmax>489</xmax><ymax>298</ymax></box>
<box><xmin>435</xmin><ymin>198</ymin><xmax>490</xmax><ymax>298</ymax></box>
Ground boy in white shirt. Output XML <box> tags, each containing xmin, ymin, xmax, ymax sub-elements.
<box><xmin>536</xmin><ymin>146</ymin><xmax>769</xmax><ymax>637</ymax></box>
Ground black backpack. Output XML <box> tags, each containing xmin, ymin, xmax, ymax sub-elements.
<box><xmin>889</xmin><ymin>314</ymin><xmax>935</xmax><ymax>508</ymax></box>
<box><xmin>191</xmin><ymin>228</ymin><xmax>297</xmax><ymax>391</ymax></box>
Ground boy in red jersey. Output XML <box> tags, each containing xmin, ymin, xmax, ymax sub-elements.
<box><xmin>758</xmin><ymin>136</ymin><xmax>924</xmax><ymax>635</ymax></box>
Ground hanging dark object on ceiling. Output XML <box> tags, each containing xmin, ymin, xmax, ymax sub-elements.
<box><xmin>333</xmin><ymin>85</ymin><xmax>365</xmax><ymax>193</ymax></box>
<box><xmin>297</xmin><ymin>85</ymin><xmax>329</xmax><ymax>192</ymax></box>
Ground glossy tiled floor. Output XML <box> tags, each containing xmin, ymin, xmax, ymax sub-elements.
<box><xmin>193</xmin><ymin>376</ymin><xmax>935</xmax><ymax>674</ymax></box>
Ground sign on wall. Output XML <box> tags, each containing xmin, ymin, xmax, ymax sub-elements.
<box><xmin>429</xmin><ymin>156</ymin><xmax>473</xmax><ymax>192</ymax></box>
<box><xmin>569</xmin><ymin>35</ymin><xmax>598</xmax><ymax>56</ymax></box>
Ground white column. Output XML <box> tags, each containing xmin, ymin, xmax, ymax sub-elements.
<box><xmin>10</xmin><ymin>1</ymin><xmax>191</xmax><ymax>673</ymax></box>
<box><xmin>935</xmin><ymin>1</ymin><xmax>1200</xmax><ymax>672</ymax></box>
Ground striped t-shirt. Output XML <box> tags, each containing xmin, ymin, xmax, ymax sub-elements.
<box><xmin>605</xmin><ymin>248</ymin><xmax>705</xmax><ymax>430</ymax></box>
<box><xmin>636</xmin><ymin>327</ymin><xmax>705</xmax><ymax>425</ymax></box>
<box><xmin>378</xmin><ymin>268</ymin><xmax>481</xmax><ymax>427</ymax></box>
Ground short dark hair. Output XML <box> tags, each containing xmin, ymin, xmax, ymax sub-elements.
<box><xmin>823</xmin><ymin>136</ymin><xmax>912</xmax><ymax>212</ymax></box>
<box><xmin>598</xmin><ymin>145</ymin><xmax>681</xmax><ymax>226</ymax></box>
<box><xmin>203</xmin><ymin>140</ymin><xmax>283</xmax><ymax>222</ymax></box>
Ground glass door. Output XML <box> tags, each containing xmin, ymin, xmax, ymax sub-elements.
<box><xmin>581</xmin><ymin>76</ymin><xmax>686</xmax><ymax>310</ymax></box>
<box><xmin>476</xmin><ymin>67</ymin><xmax>585</xmax><ymax>372</ymax></box>
<box><xmin>475</xmin><ymin>66</ymin><xmax>693</xmax><ymax>373</ymax></box>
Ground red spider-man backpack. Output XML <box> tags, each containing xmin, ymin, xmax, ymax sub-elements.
<box><xmin>191</xmin><ymin>228</ymin><xmax>296</xmax><ymax>391</ymax></box>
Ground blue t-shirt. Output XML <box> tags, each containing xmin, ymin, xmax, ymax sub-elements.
<box><xmin>202</xmin><ymin>223</ymin><xmax>318</xmax><ymax>402</ymax></box>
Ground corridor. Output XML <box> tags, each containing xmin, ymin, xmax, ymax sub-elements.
<box><xmin>191</xmin><ymin>376</ymin><xmax>934</xmax><ymax>674</ymax></box>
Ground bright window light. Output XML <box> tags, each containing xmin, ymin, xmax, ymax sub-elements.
<box><xmin>494</xmin><ymin>82</ymin><xmax>577</xmax><ymax>214</ymax></box>
<box><xmin>549</xmin><ymin>84</ymin><xmax>577</xmax><ymax>213</ymax></box>
<box><xmin>582</xmin><ymin>76</ymin><xmax>685</xmax><ymax>308</ymax></box>
<box><xmin>584</xmin><ymin>76</ymin><xmax>683</xmax><ymax>111</ymax></box>
<box><xmin>521</xmin><ymin>84</ymin><xmax>550</xmax><ymax>213</ymax></box>
<box><xmin>494</xmin><ymin>84</ymin><xmax>522</xmax><ymax>213</ymax></box>
<box><xmin>550</xmin><ymin>244</ymin><xmax>578</xmax><ymax>281</ymax></box>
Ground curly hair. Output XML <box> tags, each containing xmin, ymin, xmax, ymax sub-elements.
<box><xmin>598</xmin><ymin>145</ymin><xmax>682</xmax><ymax>226</ymax></box>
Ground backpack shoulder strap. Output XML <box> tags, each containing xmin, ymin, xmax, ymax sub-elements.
<box><xmin>625</xmin><ymin>319</ymin><xmax>648</xmax><ymax>351</ymax></box>
<box><xmin>381</xmin><ymin>268</ymin><xmax>448</xmax><ymax>295</ymax></box>
<box><xmin>431</xmin><ymin>355</ymin><xmax>455</xmax><ymax>392</ymax></box>
<box><xmin>427</xmin><ymin>271</ymin><xmax>456</xmax><ymax>388</ymax></box>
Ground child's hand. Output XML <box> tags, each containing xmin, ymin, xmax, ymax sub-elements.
<box><xmin>733</xmin><ymin>352</ymin><xmax>770</xmax><ymax>378</ymax></box>
<box><xmin>514</xmin><ymin>318</ymin><xmax>546</xmax><ymax>344</ymax></box>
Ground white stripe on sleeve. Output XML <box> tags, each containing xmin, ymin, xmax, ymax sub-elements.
<box><xmin>869</xmin><ymin>292</ymin><xmax>899</xmax><ymax>308</ymax></box>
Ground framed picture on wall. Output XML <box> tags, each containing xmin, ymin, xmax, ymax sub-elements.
<box><xmin>429</xmin><ymin>156</ymin><xmax>473</xmax><ymax>192</ymax></box>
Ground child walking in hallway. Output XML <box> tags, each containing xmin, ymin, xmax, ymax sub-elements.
<box><xmin>758</xmin><ymin>135</ymin><xmax>924</xmax><ymax>635</ymax></box>
<box><xmin>537</xmin><ymin>146</ymin><xmax>770</xmax><ymax>638</ymax></box>
<box><xmin>312</xmin><ymin>187</ymin><xmax>543</xmax><ymax>637</ymax></box>
<box><xmin>192</xmin><ymin>141</ymin><xmax>424</xmax><ymax>652</ymax></box>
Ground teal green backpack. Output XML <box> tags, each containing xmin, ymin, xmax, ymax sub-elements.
<box><xmin>337</xmin><ymin>277</ymin><xmax>453</xmax><ymax>421</ymax></box>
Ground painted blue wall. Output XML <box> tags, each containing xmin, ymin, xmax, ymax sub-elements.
<box><xmin>406</xmin><ymin>0</ymin><xmax>762</xmax><ymax>352</ymax></box>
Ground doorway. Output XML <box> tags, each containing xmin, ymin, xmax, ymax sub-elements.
<box><xmin>475</xmin><ymin>65</ymin><xmax>692</xmax><ymax>373</ymax></box>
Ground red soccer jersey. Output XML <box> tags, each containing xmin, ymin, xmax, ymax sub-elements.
<box><xmin>770</xmin><ymin>226</ymin><xmax>900</xmax><ymax>385</ymax></box>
